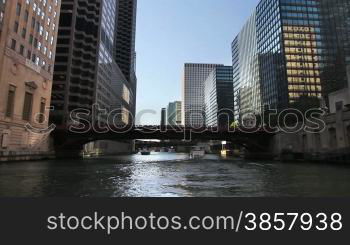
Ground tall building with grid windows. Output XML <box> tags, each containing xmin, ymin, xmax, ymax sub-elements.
<box><xmin>51</xmin><ymin>0</ymin><xmax>137</xmax><ymax>155</ymax></box>
<box><xmin>232</xmin><ymin>0</ymin><xmax>350</xmax><ymax>117</ymax></box>
<box><xmin>232</xmin><ymin>11</ymin><xmax>261</xmax><ymax>120</ymax></box>
<box><xmin>167</xmin><ymin>101</ymin><xmax>182</xmax><ymax>126</ymax></box>
<box><xmin>204</xmin><ymin>66</ymin><xmax>234</xmax><ymax>127</ymax></box>
<box><xmin>51</xmin><ymin>0</ymin><xmax>137</xmax><ymax>126</ymax></box>
<box><xmin>319</xmin><ymin>0</ymin><xmax>350</xmax><ymax>103</ymax></box>
<box><xmin>115</xmin><ymin>0</ymin><xmax>137</xmax><ymax>117</ymax></box>
<box><xmin>0</xmin><ymin>0</ymin><xmax>61</xmax><ymax>156</ymax></box>
<box><xmin>182</xmin><ymin>63</ymin><xmax>223</xmax><ymax>126</ymax></box>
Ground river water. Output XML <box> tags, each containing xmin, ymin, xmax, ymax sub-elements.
<box><xmin>0</xmin><ymin>153</ymin><xmax>349</xmax><ymax>197</ymax></box>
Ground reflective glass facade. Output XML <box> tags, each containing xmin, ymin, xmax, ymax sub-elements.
<box><xmin>232</xmin><ymin>0</ymin><xmax>350</xmax><ymax>114</ymax></box>
<box><xmin>255</xmin><ymin>0</ymin><xmax>285</xmax><ymax>110</ymax></box>
<box><xmin>232</xmin><ymin>11</ymin><xmax>261</xmax><ymax>120</ymax></box>
<box><xmin>279</xmin><ymin>0</ymin><xmax>323</xmax><ymax>108</ymax></box>
<box><xmin>319</xmin><ymin>0</ymin><xmax>350</xmax><ymax>100</ymax></box>
<box><xmin>204</xmin><ymin>66</ymin><xmax>234</xmax><ymax>127</ymax></box>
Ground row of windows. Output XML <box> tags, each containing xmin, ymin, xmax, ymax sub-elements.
<box><xmin>10</xmin><ymin>38</ymin><xmax>52</xmax><ymax>73</ymax></box>
<box><xmin>5</xmin><ymin>85</ymin><xmax>47</xmax><ymax>123</ymax></box>
<box><xmin>9</xmin><ymin>0</ymin><xmax>60</xmax><ymax>73</ymax></box>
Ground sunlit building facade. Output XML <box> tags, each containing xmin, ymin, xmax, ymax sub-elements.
<box><xmin>204</xmin><ymin>66</ymin><xmax>234</xmax><ymax>127</ymax></box>
<box><xmin>0</xmin><ymin>0</ymin><xmax>61</xmax><ymax>157</ymax></box>
<box><xmin>232</xmin><ymin>0</ymin><xmax>350</xmax><ymax>115</ymax></box>
<box><xmin>232</xmin><ymin>11</ymin><xmax>261</xmax><ymax>120</ymax></box>
<box><xmin>182</xmin><ymin>63</ymin><xmax>223</xmax><ymax>126</ymax></box>
<box><xmin>257</xmin><ymin>0</ymin><xmax>323</xmax><ymax>110</ymax></box>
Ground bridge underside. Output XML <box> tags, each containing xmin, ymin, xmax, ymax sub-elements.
<box><xmin>52</xmin><ymin>127</ymin><xmax>275</xmax><ymax>159</ymax></box>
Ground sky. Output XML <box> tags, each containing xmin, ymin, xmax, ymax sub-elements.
<box><xmin>135</xmin><ymin>0</ymin><xmax>260</xmax><ymax>125</ymax></box>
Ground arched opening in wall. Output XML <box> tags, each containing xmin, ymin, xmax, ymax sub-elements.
<box><xmin>347</xmin><ymin>125</ymin><xmax>350</xmax><ymax>147</ymax></box>
<box><xmin>329</xmin><ymin>128</ymin><xmax>337</xmax><ymax>150</ymax></box>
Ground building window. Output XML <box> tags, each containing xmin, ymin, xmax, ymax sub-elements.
<box><xmin>10</xmin><ymin>39</ymin><xmax>16</xmax><ymax>50</ymax></box>
<box><xmin>24</xmin><ymin>10</ymin><xmax>29</xmax><ymax>21</ymax></box>
<box><xmin>39</xmin><ymin>98</ymin><xmax>46</xmax><ymax>123</ymax></box>
<box><xmin>21</xmin><ymin>28</ymin><xmax>26</xmax><ymax>38</ymax></box>
<box><xmin>22</xmin><ymin>92</ymin><xmax>33</xmax><ymax>121</ymax></box>
<box><xmin>19</xmin><ymin>44</ymin><xmax>24</xmax><ymax>55</ymax></box>
<box><xmin>16</xmin><ymin>3</ymin><xmax>21</xmax><ymax>16</ymax></box>
<box><xmin>5</xmin><ymin>85</ymin><xmax>16</xmax><ymax>118</ymax></box>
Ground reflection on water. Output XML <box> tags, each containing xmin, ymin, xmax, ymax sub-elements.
<box><xmin>0</xmin><ymin>153</ymin><xmax>349</xmax><ymax>197</ymax></box>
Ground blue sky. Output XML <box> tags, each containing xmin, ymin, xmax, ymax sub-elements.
<box><xmin>135</xmin><ymin>0</ymin><xmax>260</xmax><ymax>124</ymax></box>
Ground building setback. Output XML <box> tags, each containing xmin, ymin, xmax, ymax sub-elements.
<box><xmin>204</xmin><ymin>66</ymin><xmax>234</xmax><ymax>128</ymax></box>
<box><xmin>0</xmin><ymin>0</ymin><xmax>61</xmax><ymax>156</ymax></box>
<box><xmin>182</xmin><ymin>63</ymin><xmax>223</xmax><ymax>127</ymax></box>
<box><xmin>232</xmin><ymin>0</ymin><xmax>350</xmax><ymax>117</ymax></box>
<box><xmin>167</xmin><ymin>101</ymin><xmax>182</xmax><ymax>126</ymax></box>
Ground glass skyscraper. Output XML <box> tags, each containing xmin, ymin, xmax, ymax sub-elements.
<box><xmin>232</xmin><ymin>11</ymin><xmax>261</xmax><ymax>120</ymax></box>
<box><xmin>51</xmin><ymin>0</ymin><xmax>137</xmax><ymax>125</ymax></box>
<box><xmin>204</xmin><ymin>66</ymin><xmax>234</xmax><ymax>127</ymax></box>
<box><xmin>232</xmin><ymin>0</ymin><xmax>350</xmax><ymax>116</ymax></box>
<box><xmin>167</xmin><ymin>101</ymin><xmax>182</xmax><ymax>126</ymax></box>
<box><xmin>319</xmin><ymin>0</ymin><xmax>350</xmax><ymax>101</ymax></box>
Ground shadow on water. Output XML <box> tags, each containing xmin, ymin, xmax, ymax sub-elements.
<box><xmin>0</xmin><ymin>153</ymin><xmax>349</xmax><ymax>197</ymax></box>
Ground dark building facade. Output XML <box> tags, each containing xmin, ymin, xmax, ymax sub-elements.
<box><xmin>232</xmin><ymin>0</ymin><xmax>350</xmax><ymax>116</ymax></box>
<box><xmin>232</xmin><ymin>11</ymin><xmax>261</xmax><ymax>121</ymax></box>
<box><xmin>51</xmin><ymin>0</ymin><xmax>137</xmax><ymax>126</ymax></box>
<box><xmin>319</xmin><ymin>0</ymin><xmax>350</xmax><ymax>102</ymax></box>
<box><xmin>51</xmin><ymin>0</ymin><xmax>99</xmax><ymax>125</ymax></box>
<box><xmin>160</xmin><ymin>108</ymin><xmax>166</xmax><ymax>126</ymax></box>
<box><xmin>115</xmin><ymin>0</ymin><xmax>137</xmax><ymax>115</ymax></box>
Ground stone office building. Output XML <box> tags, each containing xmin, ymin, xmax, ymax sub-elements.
<box><xmin>0</xmin><ymin>0</ymin><xmax>61</xmax><ymax>161</ymax></box>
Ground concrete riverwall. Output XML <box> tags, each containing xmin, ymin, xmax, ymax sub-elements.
<box><xmin>0</xmin><ymin>138</ymin><xmax>135</xmax><ymax>162</ymax></box>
